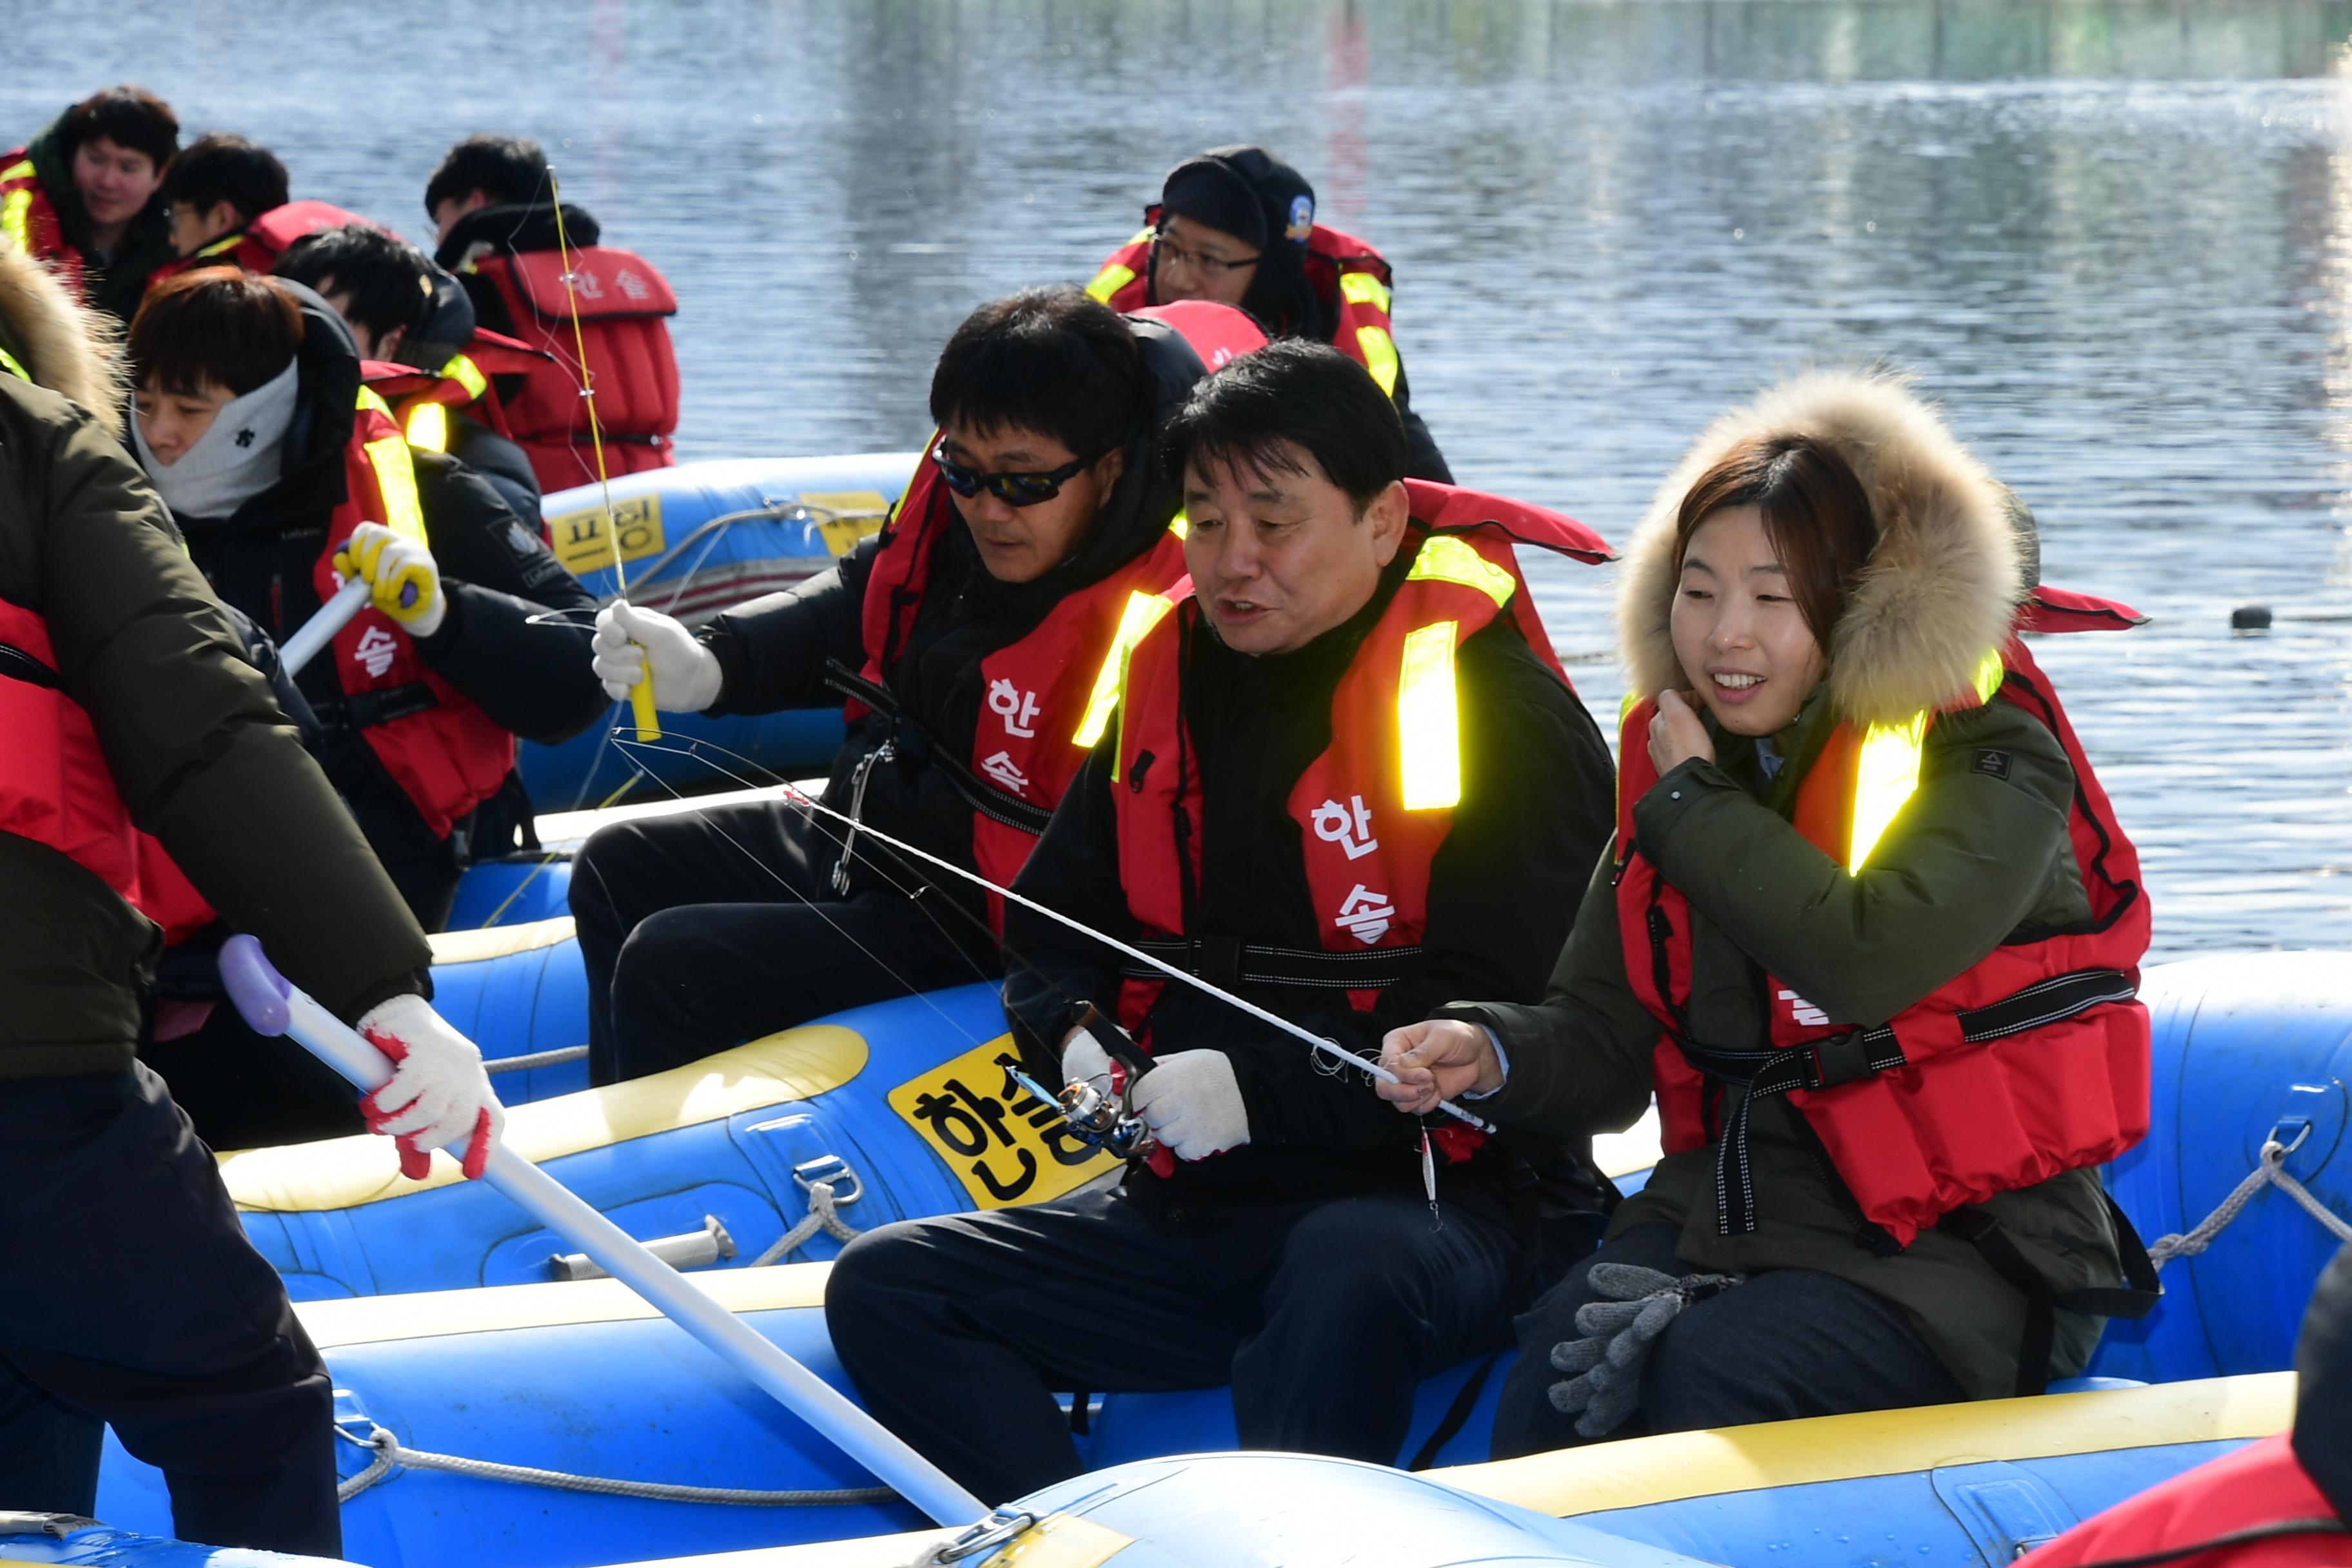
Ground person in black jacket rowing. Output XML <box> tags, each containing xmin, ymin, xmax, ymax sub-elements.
<box><xmin>823</xmin><ymin>341</ymin><xmax>1618</xmax><ymax>1506</ymax></box>
<box><xmin>571</xmin><ymin>288</ymin><xmax>1259</xmax><ymax>1083</ymax></box>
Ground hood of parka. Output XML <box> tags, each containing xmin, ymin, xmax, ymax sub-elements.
<box><xmin>1617</xmin><ymin>371</ymin><xmax>2026</xmax><ymax>730</ymax></box>
<box><xmin>0</xmin><ymin>240</ymin><xmax>124</xmax><ymax>435</ymax></box>
<box><xmin>170</xmin><ymin>280</ymin><xmax>363</xmax><ymax>539</ymax></box>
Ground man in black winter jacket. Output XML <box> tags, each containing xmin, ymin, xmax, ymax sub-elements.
<box><xmin>824</xmin><ymin>342</ymin><xmax>1618</xmax><ymax>1507</ymax></box>
<box><xmin>122</xmin><ymin>269</ymin><xmax>605</xmax><ymax>1148</ymax></box>
<box><xmin>570</xmin><ymin>288</ymin><xmax>1244</xmax><ymax>1084</ymax></box>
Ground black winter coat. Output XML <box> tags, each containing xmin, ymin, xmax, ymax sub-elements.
<box><xmin>1001</xmin><ymin>542</ymin><xmax>1619</xmax><ymax>1246</ymax></box>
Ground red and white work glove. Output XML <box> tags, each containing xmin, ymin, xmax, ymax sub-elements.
<box><xmin>354</xmin><ymin>994</ymin><xmax>507</xmax><ymax>1180</ymax></box>
<box><xmin>335</xmin><ymin>521</ymin><xmax>446</xmax><ymax>638</ymax></box>
<box><xmin>591</xmin><ymin>602</ymin><xmax>724</xmax><ymax>712</ymax></box>
<box><xmin>1129</xmin><ymin>1050</ymin><xmax>1250</xmax><ymax>1162</ymax></box>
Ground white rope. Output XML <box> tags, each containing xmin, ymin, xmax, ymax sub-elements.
<box><xmin>335</xmin><ymin>1423</ymin><xmax>894</xmax><ymax>1507</ymax></box>
<box><xmin>484</xmin><ymin>1044</ymin><xmax>589</xmax><ymax>1075</ymax></box>
<box><xmin>752</xmin><ymin>1179</ymin><xmax>863</xmax><ymax>1267</ymax></box>
<box><xmin>2147</xmin><ymin>1137</ymin><xmax>2352</xmax><ymax>1268</ymax></box>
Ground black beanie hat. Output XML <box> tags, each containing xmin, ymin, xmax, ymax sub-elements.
<box><xmin>2293</xmin><ymin>1241</ymin><xmax>2352</xmax><ymax>1521</ymax></box>
<box><xmin>1154</xmin><ymin>146</ymin><xmax>1324</xmax><ymax>338</ymax></box>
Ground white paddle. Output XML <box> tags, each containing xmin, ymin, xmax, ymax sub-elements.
<box><xmin>277</xmin><ymin>574</ymin><xmax>375</xmax><ymax>677</ymax></box>
<box><xmin>216</xmin><ymin>935</ymin><xmax>986</xmax><ymax>1527</ymax></box>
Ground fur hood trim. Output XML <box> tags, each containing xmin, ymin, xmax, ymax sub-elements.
<box><xmin>0</xmin><ymin>244</ymin><xmax>125</xmax><ymax>436</ymax></box>
<box><xmin>1617</xmin><ymin>371</ymin><xmax>2024</xmax><ymax>729</ymax></box>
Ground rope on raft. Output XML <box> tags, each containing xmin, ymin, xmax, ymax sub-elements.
<box><xmin>334</xmin><ymin>1422</ymin><xmax>896</xmax><ymax>1507</ymax></box>
<box><xmin>2148</xmin><ymin>1134</ymin><xmax>2352</xmax><ymax>1268</ymax></box>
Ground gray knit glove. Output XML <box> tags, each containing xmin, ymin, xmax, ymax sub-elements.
<box><xmin>1547</xmin><ymin>1264</ymin><xmax>1744</xmax><ymax>1438</ymax></box>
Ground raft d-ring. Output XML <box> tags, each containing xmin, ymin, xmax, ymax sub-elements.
<box><xmin>2270</xmin><ymin>1117</ymin><xmax>2316</xmax><ymax>1159</ymax></box>
<box><xmin>933</xmin><ymin>1507</ymin><xmax>1038</xmax><ymax>1562</ymax></box>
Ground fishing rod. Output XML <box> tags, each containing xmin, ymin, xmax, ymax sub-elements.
<box><xmin>610</xmin><ymin>732</ymin><xmax>1498</xmax><ymax>1137</ymax></box>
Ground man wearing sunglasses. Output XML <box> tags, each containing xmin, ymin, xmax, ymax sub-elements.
<box><xmin>572</xmin><ymin>287</ymin><xmax>1264</xmax><ymax>1084</ymax></box>
<box><xmin>1087</xmin><ymin>144</ymin><xmax>1454</xmax><ymax>484</ymax></box>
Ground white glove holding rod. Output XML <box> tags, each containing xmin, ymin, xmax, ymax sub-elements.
<box><xmin>353</xmin><ymin>994</ymin><xmax>507</xmax><ymax>1181</ymax></box>
<box><xmin>1061</xmin><ymin>1026</ymin><xmax>1113</xmax><ymax>1093</ymax></box>
<box><xmin>1129</xmin><ymin>1049</ymin><xmax>1250</xmax><ymax>1161</ymax></box>
<box><xmin>335</xmin><ymin>520</ymin><xmax>446</xmax><ymax>638</ymax></box>
<box><xmin>593</xmin><ymin>601</ymin><xmax>723</xmax><ymax>712</ymax></box>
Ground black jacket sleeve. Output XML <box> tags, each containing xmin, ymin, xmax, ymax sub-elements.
<box><xmin>1001</xmin><ymin>738</ymin><xmax>1138</xmax><ymax>1081</ymax></box>
<box><xmin>698</xmin><ymin>534</ymin><xmax>879</xmax><ymax>717</ymax></box>
<box><xmin>406</xmin><ymin>450</ymin><xmax>606</xmax><ymax>746</ymax></box>
<box><xmin>17</xmin><ymin>387</ymin><xmax>431</xmax><ymax>1023</ymax></box>
<box><xmin>1213</xmin><ymin>625</ymin><xmax>1613</xmax><ymax>1152</ymax></box>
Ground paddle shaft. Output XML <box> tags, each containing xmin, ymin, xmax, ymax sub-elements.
<box><xmin>278</xmin><ymin>575</ymin><xmax>374</xmax><ymax>677</ymax></box>
<box><xmin>214</xmin><ymin>938</ymin><xmax>983</xmax><ymax>1525</ymax></box>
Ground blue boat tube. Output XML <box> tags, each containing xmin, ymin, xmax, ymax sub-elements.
<box><xmin>518</xmin><ymin>455</ymin><xmax>919</xmax><ymax>812</ymax></box>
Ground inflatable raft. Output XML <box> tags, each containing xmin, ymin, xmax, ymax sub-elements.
<box><xmin>514</xmin><ymin>456</ymin><xmax>918</xmax><ymax>814</ymax></box>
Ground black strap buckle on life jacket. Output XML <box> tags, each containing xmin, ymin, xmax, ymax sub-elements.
<box><xmin>1671</xmin><ymin>968</ymin><xmax>2139</xmax><ymax>1237</ymax></box>
<box><xmin>1121</xmin><ymin>935</ymin><xmax>1425</xmax><ymax>994</ymax></box>
<box><xmin>314</xmin><ymin>682</ymin><xmax>440</xmax><ymax>732</ymax></box>
<box><xmin>0</xmin><ymin>641</ymin><xmax>64</xmax><ymax>691</ymax></box>
<box><xmin>1941</xmin><ymin>1191</ymin><xmax>2162</xmax><ymax>1396</ymax></box>
<box><xmin>823</xmin><ymin>658</ymin><xmax>1054</xmax><ymax>837</ymax></box>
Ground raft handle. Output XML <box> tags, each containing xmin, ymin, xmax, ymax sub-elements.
<box><xmin>551</xmin><ymin>1213</ymin><xmax>736</xmax><ymax>1282</ymax></box>
<box><xmin>793</xmin><ymin>1153</ymin><xmax>863</xmax><ymax>1207</ymax></box>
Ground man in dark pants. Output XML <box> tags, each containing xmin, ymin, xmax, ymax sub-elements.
<box><xmin>571</xmin><ymin>291</ymin><xmax>1252</xmax><ymax>1083</ymax></box>
<box><xmin>0</xmin><ymin>242</ymin><xmax>504</xmax><ymax>1553</ymax></box>
<box><xmin>824</xmin><ymin>342</ymin><xmax>1619</xmax><ymax>1505</ymax></box>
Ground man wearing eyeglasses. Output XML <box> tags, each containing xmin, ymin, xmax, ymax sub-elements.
<box><xmin>1088</xmin><ymin>145</ymin><xmax>1454</xmax><ymax>484</ymax></box>
<box><xmin>571</xmin><ymin>287</ymin><xmax>1263</xmax><ymax>1084</ymax></box>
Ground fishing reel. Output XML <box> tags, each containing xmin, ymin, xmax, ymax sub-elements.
<box><xmin>1003</xmin><ymin>1004</ymin><xmax>1160</xmax><ymax>1164</ymax></box>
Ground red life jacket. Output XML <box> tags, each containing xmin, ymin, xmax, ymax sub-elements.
<box><xmin>461</xmin><ymin>243</ymin><xmax>680</xmax><ymax>495</ymax></box>
<box><xmin>0</xmin><ymin>601</ymin><xmax>146</xmax><ymax>903</ymax></box>
<box><xmin>840</xmin><ymin>454</ymin><xmax>1190</xmax><ymax>932</ymax></box>
<box><xmin>1102</xmin><ymin>485</ymin><xmax>1611</xmax><ymax>1164</ymax></box>
<box><xmin>2017</xmin><ymin>1435</ymin><xmax>2346</xmax><ymax>1567</ymax></box>
<box><xmin>314</xmin><ymin>387</ymin><xmax>518</xmax><ymax>841</ymax></box>
<box><xmin>1088</xmin><ymin>213</ymin><xmax>1407</xmax><ymax>394</ymax></box>
<box><xmin>142</xmin><ymin>200</ymin><xmax>384</xmax><ymax>292</ymax></box>
<box><xmin>360</xmin><ymin>334</ymin><xmax>545</xmax><ymax>460</ymax></box>
<box><xmin>1614</xmin><ymin>604</ymin><xmax>2153</xmax><ymax>1252</ymax></box>
<box><xmin>1</xmin><ymin>151</ymin><xmax>82</xmax><ymax>299</ymax></box>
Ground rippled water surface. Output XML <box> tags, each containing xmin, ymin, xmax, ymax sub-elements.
<box><xmin>14</xmin><ymin>0</ymin><xmax>2352</xmax><ymax>958</ymax></box>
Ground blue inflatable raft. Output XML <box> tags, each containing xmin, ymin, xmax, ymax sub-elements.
<box><xmin>515</xmin><ymin>456</ymin><xmax>918</xmax><ymax>814</ymax></box>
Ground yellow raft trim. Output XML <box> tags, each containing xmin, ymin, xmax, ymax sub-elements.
<box><xmin>1436</xmin><ymin>1371</ymin><xmax>2295</xmax><ymax>1518</ymax></box>
<box><xmin>425</xmin><ymin>914</ymin><xmax>576</xmax><ymax>964</ymax></box>
<box><xmin>295</xmin><ymin>1260</ymin><xmax>833</xmax><ymax>1351</ymax></box>
<box><xmin>220</xmin><ymin>1024</ymin><xmax>869</xmax><ymax>1211</ymax></box>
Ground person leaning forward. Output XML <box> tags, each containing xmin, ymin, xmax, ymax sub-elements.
<box><xmin>824</xmin><ymin>340</ymin><xmax>1620</xmax><ymax>1507</ymax></box>
<box><xmin>0</xmin><ymin>240</ymin><xmax>503</xmax><ymax>1555</ymax></box>
<box><xmin>573</xmin><ymin>288</ymin><xmax>1260</xmax><ymax>1083</ymax></box>
<box><xmin>1378</xmin><ymin>372</ymin><xmax>2160</xmax><ymax>1455</ymax></box>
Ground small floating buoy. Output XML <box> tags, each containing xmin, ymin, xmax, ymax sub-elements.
<box><xmin>2231</xmin><ymin>605</ymin><xmax>2273</xmax><ymax>629</ymax></box>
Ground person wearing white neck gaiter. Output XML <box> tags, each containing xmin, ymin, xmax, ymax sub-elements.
<box><xmin>130</xmin><ymin>355</ymin><xmax>297</xmax><ymax>520</ymax></box>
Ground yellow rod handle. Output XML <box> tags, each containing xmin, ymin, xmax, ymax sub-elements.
<box><xmin>629</xmin><ymin>663</ymin><xmax>661</xmax><ymax>743</ymax></box>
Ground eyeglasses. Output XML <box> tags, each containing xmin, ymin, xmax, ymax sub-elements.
<box><xmin>1152</xmin><ymin>227</ymin><xmax>1260</xmax><ymax>279</ymax></box>
<box><xmin>930</xmin><ymin>440</ymin><xmax>1108</xmax><ymax>507</ymax></box>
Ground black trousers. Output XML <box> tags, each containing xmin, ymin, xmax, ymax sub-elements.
<box><xmin>141</xmin><ymin>999</ymin><xmax>365</xmax><ymax>1154</ymax></box>
<box><xmin>0</xmin><ymin>1068</ymin><xmax>338</xmax><ymax>1556</ymax></box>
<box><xmin>571</xmin><ymin>799</ymin><xmax>1001</xmax><ymax>1084</ymax></box>
<box><xmin>1489</xmin><ymin>1222</ymin><xmax>1965</xmax><ymax>1459</ymax></box>
<box><xmin>824</xmin><ymin>1185</ymin><xmax>1522</xmax><ymax>1507</ymax></box>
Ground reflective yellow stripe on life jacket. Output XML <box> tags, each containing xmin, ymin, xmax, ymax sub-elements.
<box><xmin>1845</xmin><ymin>649</ymin><xmax>2008</xmax><ymax>872</ymax></box>
<box><xmin>438</xmin><ymin>353</ymin><xmax>488</xmax><ymax>400</ymax></box>
<box><xmin>1</xmin><ymin>161</ymin><xmax>35</xmax><ymax>255</ymax></box>
<box><xmin>1338</xmin><ymin>270</ymin><xmax>1393</xmax><ymax>315</ymax></box>
<box><xmin>356</xmin><ymin>387</ymin><xmax>427</xmax><ymax>543</ymax></box>
<box><xmin>0</xmin><ymin>347</ymin><xmax>28</xmax><ymax>382</ymax></box>
<box><xmin>1077</xmin><ymin>588</ymin><xmax>1178</xmax><ymax>755</ymax></box>
<box><xmin>1084</xmin><ymin>228</ymin><xmax>1154</xmax><ymax>304</ymax></box>
<box><xmin>193</xmin><ymin>232</ymin><xmax>243</xmax><ymax>259</ymax></box>
<box><xmin>405</xmin><ymin>400</ymin><xmax>449</xmax><ymax>453</ymax></box>
<box><xmin>1355</xmin><ymin>325</ymin><xmax>1400</xmax><ymax>396</ymax></box>
<box><xmin>1397</xmin><ymin>621</ymin><xmax>1461</xmax><ymax>810</ymax></box>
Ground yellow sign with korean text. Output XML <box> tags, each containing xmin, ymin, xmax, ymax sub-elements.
<box><xmin>548</xmin><ymin>493</ymin><xmax>666</xmax><ymax>576</ymax></box>
<box><xmin>796</xmin><ymin>491</ymin><xmax>890</xmax><ymax>556</ymax></box>
<box><xmin>888</xmin><ymin>1035</ymin><xmax>1119</xmax><ymax>1208</ymax></box>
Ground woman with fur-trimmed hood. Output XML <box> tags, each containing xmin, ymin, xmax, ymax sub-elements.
<box><xmin>1377</xmin><ymin>372</ymin><xmax>2154</xmax><ymax>1453</ymax></box>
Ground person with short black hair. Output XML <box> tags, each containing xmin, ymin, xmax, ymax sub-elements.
<box><xmin>424</xmin><ymin>133</ymin><xmax>681</xmax><ymax>493</ymax></box>
<box><xmin>122</xmin><ymin>269</ymin><xmax>605</xmax><ymax>1150</ymax></box>
<box><xmin>1</xmin><ymin>85</ymin><xmax>179</xmax><ymax>319</ymax></box>
<box><xmin>569</xmin><ymin>288</ymin><xmax>1261</xmax><ymax>1084</ymax></box>
<box><xmin>823</xmin><ymin>339</ymin><xmax>1618</xmax><ymax>1505</ymax></box>
<box><xmin>158</xmin><ymin>133</ymin><xmax>288</xmax><ymax>265</ymax></box>
<box><xmin>1088</xmin><ymin>145</ymin><xmax>1453</xmax><ymax>482</ymax></box>
<box><xmin>275</xmin><ymin>222</ymin><xmax>544</xmax><ymax>518</ymax></box>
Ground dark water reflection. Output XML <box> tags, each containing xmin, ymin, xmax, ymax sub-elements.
<box><xmin>10</xmin><ymin>0</ymin><xmax>2351</xmax><ymax>957</ymax></box>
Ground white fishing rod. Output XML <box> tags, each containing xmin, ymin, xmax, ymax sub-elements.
<box><xmin>215</xmin><ymin>934</ymin><xmax>986</xmax><ymax>1528</ymax></box>
<box><xmin>616</xmin><ymin>738</ymin><xmax>1497</xmax><ymax>1136</ymax></box>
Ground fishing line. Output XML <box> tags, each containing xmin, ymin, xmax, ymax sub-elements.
<box><xmin>607</xmin><ymin>732</ymin><xmax>1496</xmax><ymax>1134</ymax></box>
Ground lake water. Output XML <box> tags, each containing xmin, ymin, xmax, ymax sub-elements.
<box><xmin>11</xmin><ymin>0</ymin><xmax>2351</xmax><ymax>959</ymax></box>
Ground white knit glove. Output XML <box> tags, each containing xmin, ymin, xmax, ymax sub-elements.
<box><xmin>336</xmin><ymin>521</ymin><xmax>446</xmax><ymax>637</ymax></box>
<box><xmin>355</xmin><ymin>994</ymin><xmax>507</xmax><ymax>1181</ymax></box>
<box><xmin>592</xmin><ymin>601</ymin><xmax>723</xmax><ymax>712</ymax></box>
<box><xmin>1130</xmin><ymin>1050</ymin><xmax>1250</xmax><ymax>1161</ymax></box>
<box><xmin>1061</xmin><ymin>1027</ymin><xmax>1113</xmax><ymax>1093</ymax></box>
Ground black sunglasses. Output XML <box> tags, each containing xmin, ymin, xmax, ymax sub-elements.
<box><xmin>930</xmin><ymin>440</ymin><xmax>1109</xmax><ymax>507</ymax></box>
